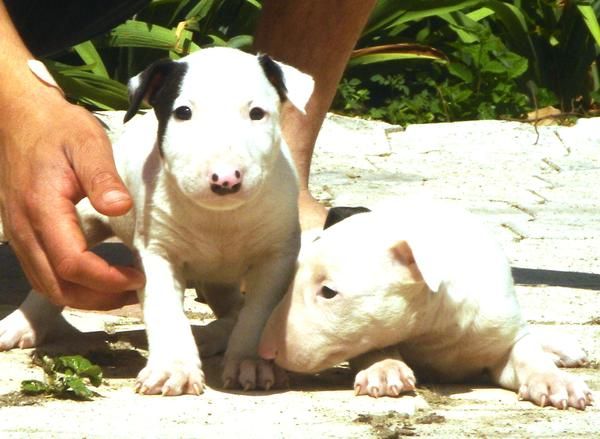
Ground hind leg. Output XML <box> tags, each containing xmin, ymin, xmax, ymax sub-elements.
<box><xmin>0</xmin><ymin>290</ymin><xmax>63</xmax><ymax>350</ymax></box>
<box><xmin>491</xmin><ymin>333</ymin><xmax>593</xmax><ymax>410</ymax></box>
<box><xmin>192</xmin><ymin>282</ymin><xmax>243</xmax><ymax>357</ymax></box>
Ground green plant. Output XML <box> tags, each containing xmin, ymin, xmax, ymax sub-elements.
<box><xmin>333</xmin><ymin>0</ymin><xmax>600</xmax><ymax>124</ymax></box>
<box><xmin>21</xmin><ymin>354</ymin><xmax>103</xmax><ymax>401</ymax></box>
<box><xmin>501</xmin><ymin>0</ymin><xmax>600</xmax><ymax>111</ymax></box>
<box><xmin>44</xmin><ymin>0</ymin><xmax>262</xmax><ymax>110</ymax></box>
<box><xmin>43</xmin><ymin>0</ymin><xmax>600</xmax><ymax>122</ymax></box>
<box><xmin>335</xmin><ymin>9</ymin><xmax>540</xmax><ymax>124</ymax></box>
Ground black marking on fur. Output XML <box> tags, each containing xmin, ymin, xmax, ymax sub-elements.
<box><xmin>258</xmin><ymin>53</ymin><xmax>287</xmax><ymax>103</ymax></box>
<box><xmin>124</xmin><ymin>59</ymin><xmax>188</xmax><ymax>156</ymax></box>
<box><xmin>323</xmin><ymin>206</ymin><xmax>371</xmax><ymax>230</ymax></box>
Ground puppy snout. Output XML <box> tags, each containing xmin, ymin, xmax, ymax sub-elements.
<box><xmin>210</xmin><ymin>166</ymin><xmax>243</xmax><ymax>195</ymax></box>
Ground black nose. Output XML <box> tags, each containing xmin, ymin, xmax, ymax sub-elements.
<box><xmin>211</xmin><ymin>183</ymin><xmax>242</xmax><ymax>195</ymax></box>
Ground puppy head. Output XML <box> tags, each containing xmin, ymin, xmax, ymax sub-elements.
<box><xmin>124</xmin><ymin>47</ymin><xmax>314</xmax><ymax>210</ymax></box>
<box><xmin>259</xmin><ymin>211</ymin><xmax>433</xmax><ymax>373</ymax></box>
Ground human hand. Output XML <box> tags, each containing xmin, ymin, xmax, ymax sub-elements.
<box><xmin>0</xmin><ymin>84</ymin><xmax>145</xmax><ymax>310</ymax></box>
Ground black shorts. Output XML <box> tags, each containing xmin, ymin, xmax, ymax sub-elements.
<box><xmin>5</xmin><ymin>0</ymin><xmax>150</xmax><ymax>57</ymax></box>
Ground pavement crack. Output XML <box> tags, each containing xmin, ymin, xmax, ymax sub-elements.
<box><xmin>510</xmin><ymin>203</ymin><xmax>536</xmax><ymax>220</ymax></box>
<box><xmin>532</xmin><ymin>175</ymin><xmax>556</xmax><ymax>189</ymax></box>
<box><xmin>526</xmin><ymin>189</ymin><xmax>548</xmax><ymax>204</ymax></box>
<box><xmin>500</xmin><ymin>223</ymin><xmax>526</xmax><ymax>241</ymax></box>
<box><xmin>554</xmin><ymin>131</ymin><xmax>571</xmax><ymax>155</ymax></box>
<box><xmin>541</xmin><ymin>157</ymin><xmax>562</xmax><ymax>172</ymax></box>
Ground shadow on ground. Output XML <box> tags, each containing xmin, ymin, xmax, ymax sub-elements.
<box><xmin>0</xmin><ymin>243</ymin><xmax>135</xmax><ymax>306</ymax></box>
<box><xmin>512</xmin><ymin>267</ymin><xmax>600</xmax><ymax>291</ymax></box>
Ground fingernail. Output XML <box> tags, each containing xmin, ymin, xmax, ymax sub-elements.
<box><xmin>102</xmin><ymin>190</ymin><xmax>130</xmax><ymax>205</ymax></box>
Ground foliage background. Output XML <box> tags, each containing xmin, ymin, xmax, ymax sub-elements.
<box><xmin>44</xmin><ymin>0</ymin><xmax>600</xmax><ymax>126</ymax></box>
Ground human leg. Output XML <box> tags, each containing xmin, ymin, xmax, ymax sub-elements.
<box><xmin>253</xmin><ymin>0</ymin><xmax>377</xmax><ymax>230</ymax></box>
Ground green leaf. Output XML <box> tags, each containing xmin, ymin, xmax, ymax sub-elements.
<box><xmin>390</xmin><ymin>0</ymin><xmax>481</xmax><ymax>27</ymax></box>
<box><xmin>245</xmin><ymin>0</ymin><xmax>261</xmax><ymax>9</ymax></box>
<box><xmin>448</xmin><ymin>62</ymin><xmax>474</xmax><ymax>82</ymax></box>
<box><xmin>103</xmin><ymin>20</ymin><xmax>200</xmax><ymax>54</ymax></box>
<box><xmin>480</xmin><ymin>0</ymin><xmax>539</xmax><ymax>79</ymax></box>
<box><xmin>225</xmin><ymin>34</ymin><xmax>253</xmax><ymax>49</ymax></box>
<box><xmin>466</xmin><ymin>7</ymin><xmax>495</xmax><ymax>22</ymax></box>
<box><xmin>53</xmin><ymin>355</ymin><xmax>103</xmax><ymax>386</ymax></box>
<box><xmin>21</xmin><ymin>380</ymin><xmax>49</xmax><ymax>395</ymax></box>
<box><xmin>482</xmin><ymin>59</ymin><xmax>509</xmax><ymax>74</ymax></box>
<box><xmin>185</xmin><ymin>0</ymin><xmax>218</xmax><ymax>21</ymax></box>
<box><xmin>366</xmin><ymin>0</ymin><xmax>482</xmax><ymax>35</ymax></box>
<box><xmin>62</xmin><ymin>377</ymin><xmax>96</xmax><ymax>400</ymax></box>
<box><xmin>73</xmin><ymin>41</ymin><xmax>109</xmax><ymax>78</ymax></box>
<box><xmin>577</xmin><ymin>4</ymin><xmax>600</xmax><ymax>47</ymax></box>
<box><xmin>349</xmin><ymin>44</ymin><xmax>447</xmax><ymax>67</ymax></box>
<box><xmin>349</xmin><ymin>52</ymin><xmax>445</xmax><ymax>66</ymax></box>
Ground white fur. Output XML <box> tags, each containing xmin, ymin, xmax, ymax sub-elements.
<box><xmin>0</xmin><ymin>47</ymin><xmax>314</xmax><ymax>395</ymax></box>
<box><xmin>259</xmin><ymin>199</ymin><xmax>593</xmax><ymax>409</ymax></box>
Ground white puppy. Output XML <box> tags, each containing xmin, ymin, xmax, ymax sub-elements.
<box><xmin>260</xmin><ymin>200</ymin><xmax>593</xmax><ymax>410</ymax></box>
<box><xmin>0</xmin><ymin>47</ymin><xmax>314</xmax><ymax>395</ymax></box>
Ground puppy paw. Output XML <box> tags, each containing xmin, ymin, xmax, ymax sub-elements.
<box><xmin>135</xmin><ymin>356</ymin><xmax>205</xmax><ymax>396</ymax></box>
<box><xmin>354</xmin><ymin>359</ymin><xmax>416</xmax><ymax>398</ymax></box>
<box><xmin>518</xmin><ymin>369</ymin><xmax>593</xmax><ymax>410</ymax></box>
<box><xmin>0</xmin><ymin>309</ymin><xmax>45</xmax><ymax>351</ymax></box>
<box><xmin>222</xmin><ymin>357</ymin><xmax>288</xmax><ymax>391</ymax></box>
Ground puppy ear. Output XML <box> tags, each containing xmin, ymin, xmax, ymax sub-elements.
<box><xmin>324</xmin><ymin>206</ymin><xmax>371</xmax><ymax>230</ymax></box>
<box><xmin>258</xmin><ymin>53</ymin><xmax>314</xmax><ymax>114</ymax></box>
<box><xmin>123</xmin><ymin>59</ymin><xmax>186</xmax><ymax>123</ymax></box>
<box><xmin>390</xmin><ymin>240</ymin><xmax>443</xmax><ymax>293</ymax></box>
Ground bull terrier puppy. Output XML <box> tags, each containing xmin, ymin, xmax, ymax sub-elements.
<box><xmin>260</xmin><ymin>200</ymin><xmax>593</xmax><ymax>410</ymax></box>
<box><xmin>0</xmin><ymin>47</ymin><xmax>313</xmax><ymax>395</ymax></box>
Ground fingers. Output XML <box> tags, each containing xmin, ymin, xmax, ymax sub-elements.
<box><xmin>32</xmin><ymin>193</ymin><xmax>145</xmax><ymax>299</ymax></box>
<box><xmin>6</xmin><ymin>207</ymin><xmax>139</xmax><ymax>310</ymax></box>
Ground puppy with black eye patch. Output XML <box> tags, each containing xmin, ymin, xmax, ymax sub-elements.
<box><xmin>0</xmin><ymin>47</ymin><xmax>314</xmax><ymax>396</ymax></box>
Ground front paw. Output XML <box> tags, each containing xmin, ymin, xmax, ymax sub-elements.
<box><xmin>518</xmin><ymin>370</ymin><xmax>593</xmax><ymax>410</ymax></box>
<box><xmin>135</xmin><ymin>356</ymin><xmax>205</xmax><ymax>396</ymax></box>
<box><xmin>354</xmin><ymin>359</ymin><xmax>416</xmax><ymax>398</ymax></box>
<box><xmin>222</xmin><ymin>357</ymin><xmax>288</xmax><ymax>391</ymax></box>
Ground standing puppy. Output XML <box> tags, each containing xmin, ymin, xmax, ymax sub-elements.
<box><xmin>260</xmin><ymin>200</ymin><xmax>593</xmax><ymax>409</ymax></box>
<box><xmin>0</xmin><ymin>47</ymin><xmax>313</xmax><ymax>395</ymax></box>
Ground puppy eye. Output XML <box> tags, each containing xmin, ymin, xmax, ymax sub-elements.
<box><xmin>320</xmin><ymin>286</ymin><xmax>338</xmax><ymax>299</ymax></box>
<box><xmin>249</xmin><ymin>107</ymin><xmax>266</xmax><ymax>121</ymax></box>
<box><xmin>174</xmin><ymin>106</ymin><xmax>192</xmax><ymax>120</ymax></box>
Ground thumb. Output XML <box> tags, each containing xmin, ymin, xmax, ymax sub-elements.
<box><xmin>72</xmin><ymin>126</ymin><xmax>132</xmax><ymax>217</ymax></box>
<box><xmin>87</xmin><ymin>168</ymin><xmax>133</xmax><ymax>216</ymax></box>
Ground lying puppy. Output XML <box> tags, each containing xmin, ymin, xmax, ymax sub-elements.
<box><xmin>260</xmin><ymin>200</ymin><xmax>594</xmax><ymax>410</ymax></box>
<box><xmin>0</xmin><ymin>47</ymin><xmax>313</xmax><ymax>395</ymax></box>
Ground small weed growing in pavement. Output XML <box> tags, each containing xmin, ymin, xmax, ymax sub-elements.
<box><xmin>21</xmin><ymin>354</ymin><xmax>103</xmax><ymax>401</ymax></box>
